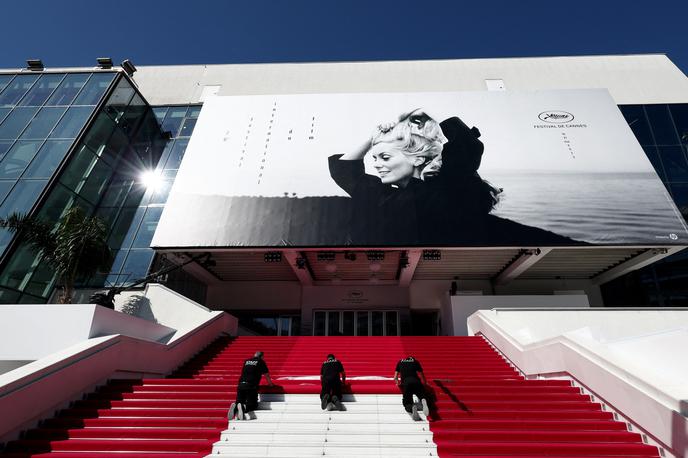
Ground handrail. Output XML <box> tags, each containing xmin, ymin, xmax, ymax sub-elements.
<box><xmin>0</xmin><ymin>338</ymin><xmax>125</xmax><ymax>399</ymax></box>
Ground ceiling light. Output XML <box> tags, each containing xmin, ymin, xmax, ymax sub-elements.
<box><xmin>422</xmin><ymin>250</ymin><xmax>442</xmax><ymax>261</ymax></box>
<box><xmin>264</xmin><ymin>251</ymin><xmax>282</xmax><ymax>263</ymax></box>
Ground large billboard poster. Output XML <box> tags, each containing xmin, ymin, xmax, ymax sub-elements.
<box><xmin>152</xmin><ymin>89</ymin><xmax>688</xmax><ymax>248</ymax></box>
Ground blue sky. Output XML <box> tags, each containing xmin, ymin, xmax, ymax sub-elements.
<box><xmin>1</xmin><ymin>0</ymin><xmax>686</xmax><ymax>74</ymax></box>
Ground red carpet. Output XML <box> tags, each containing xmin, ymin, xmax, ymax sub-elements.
<box><xmin>1</xmin><ymin>336</ymin><xmax>659</xmax><ymax>457</ymax></box>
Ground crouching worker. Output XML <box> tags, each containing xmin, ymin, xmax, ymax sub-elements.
<box><xmin>394</xmin><ymin>356</ymin><xmax>429</xmax><ymax>421</ymax></box>
<box><xmin>320</xmin><ymin>354</ymin><xmax>346</xmax><ymax>411</ymax></box>
<box><xmin>228</xmin><ymin>351</ymin><xmax>273</xmax><ymax>420</ymax></box>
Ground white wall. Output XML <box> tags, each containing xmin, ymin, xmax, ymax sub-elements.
<box><xmin>0</xmin><ymin>305</ymin><xmax>175</xmax><ymax>360</ymax></box>
<box><xmin>133</xmin><ymin>55</ymin><xmax>688</xmax><ymax>105</ymax></box>
<box><xmin>451</xmin><ymin>295</ymin><xmax>589</xmax><ymax>335</ymax></box>
<box><xmin>0</xmin><ymin>284</ymin><xmax>237</xmax><ymax>444</ymax></box>
<box><xmin>115</xmin><ymin>283</ymin><xmax>238</xmax><ymax>341</ymax></box>
<box><xmin>467</xmin><ymin>309</ymin><xmax>688</xmax><ymax>457</ymax></box>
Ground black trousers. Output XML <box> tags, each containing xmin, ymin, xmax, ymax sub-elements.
<box><xmin>236</xmin><ymin>385</ymin><xmax>259</xmax><ymax>412</ymax></box>
<box><xmin>321</xmin><ymin>377</ymin><xmax>342</xmax><ymax>400</ymax></box>
<box><xmin>401</xmin><ymin>379</ymin><xmax>426</xmax><ymax>413</ymax></box>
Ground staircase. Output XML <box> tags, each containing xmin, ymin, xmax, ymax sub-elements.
<box><xmin>1</xmin><ymin>336</ymin><xmax>659</xmax><ymax>457</ymax></box>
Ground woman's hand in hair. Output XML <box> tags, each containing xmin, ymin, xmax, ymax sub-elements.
<box><xmin>376</xmin><ymin>121</ymin><xmax>396</xmax><ymax>134</ymax></box>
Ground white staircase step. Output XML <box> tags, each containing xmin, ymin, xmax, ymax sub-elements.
<box><xmin>208</xmin><ymin>395</ymin><xmax>436</xmax><ymax>457</ymax></box>
<box><xmin>218</xmin><ymin>432</ymin><xmax>434</xmax><ymax>445</ymax></box>
<box><xmin>254</xmin><ymin>401</ymin><xmax>409</xmax><ymax>412</ymax></box>
<box><xmin>233</xmin><ymin>411</ymin><xmax>427</xmax><ymax>422</ymax></box>
<box><xmin>226</xmin><ymin>422</ymin><xmax>430</xmax><ymax>434</ymax></box>
<box><xmin>259</xmin><ymin>394</ymin><xmax>401</xmax><ymax>404</ymax></box>
<box><xmin>209</xmin><ymin>444</ymin><xmax>437</xmax><ymax>457</ymax></box>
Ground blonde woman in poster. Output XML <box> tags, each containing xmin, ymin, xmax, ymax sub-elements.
<box><xmin>328</xmin><ymin>109</ymin><xmax>577</xmax><ymax>246</ymax></box>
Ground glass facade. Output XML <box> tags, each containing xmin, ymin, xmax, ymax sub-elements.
<box><xmin>0</xmin><ymin>71</ymin><xmax>166</xmax><ymax>303</ymax></box>
<box><xmin>0</xmin><ymin>73</ymin><xmax>115</xmax><ymax>261</ymax></box>
<box><xmin>106</xmin><ymin>105</ymin><xmax>199</xmax><ymax>287</ymax></box>
<box><xmin>602</xmin><ymin>104</ymin><xmax>688</xmax><ymax>306</ymax></box>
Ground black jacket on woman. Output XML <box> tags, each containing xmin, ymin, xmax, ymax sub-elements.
<box><xmin>328</xmin><ymin>117</ymin><xmax>580</xmax><ymax>246</ymax></box>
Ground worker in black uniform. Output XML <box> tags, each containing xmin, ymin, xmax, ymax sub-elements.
<box><xmin>228</xmin><ymin>351</ymin><xmax>273</xmax><ymax>421</ymax></box>
<box><xmin>394</xmin><ymin>355</ymin><xmax>429</xmax><ymax>421</ymax></box>
<box><xmin>320</xmin><ymin>353</ymin><xmax>346</xmax><ymax>411</ymax></box>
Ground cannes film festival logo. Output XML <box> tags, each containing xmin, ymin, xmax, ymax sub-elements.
<box><xmin>538</xmin><ymin>111</ymin><xmax>574</xmax><ymax>124</ymax></box>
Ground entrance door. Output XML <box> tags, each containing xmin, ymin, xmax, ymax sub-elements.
<box><xmin>313</xmin><ymin>310</ymin><xmax>399</xmax><ymax>336</ymax></box>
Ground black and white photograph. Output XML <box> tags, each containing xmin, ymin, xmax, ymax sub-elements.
<box><xmin>152</xmin><ymin>89</ymin><xmax>688</xmax><ymax>248</ymax></box>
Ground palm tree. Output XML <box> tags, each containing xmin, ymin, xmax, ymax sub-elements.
<box><xmin>0</xmin><ymin>207</ymin><xmax>112</xmax><ymax>304</ymax></box>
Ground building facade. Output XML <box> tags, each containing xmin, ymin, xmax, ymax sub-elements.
<box><xmin>0</xmin><ymin>54</ymin><xmax>686</xmax><ymax>333</ymax></box>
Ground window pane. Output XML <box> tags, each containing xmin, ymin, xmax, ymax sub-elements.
<box><xmin>669</xmin><ymin>105</ymin><xmax>688</xmax><ymax>142</ymax></box>
<box><xmin>163</xmin><ymin>138</ymin><xmax>189</xmax><ymax>169</ymax></box>
<box><xmin>148</xmin><ymin>179</ymin><xmax>172</xmax><ymax>204</ymax></box>
<box><xmin>280</xmin><ymin>317</ymin><xmax>290</xmax><ymax>336</ymax></box>
<box><xmin>620</xmin><ymin>105</ymin><xmax>653</xmax><ymax>145</ymax></box>
<box><xmin>120</xmin><ymin>249</ymin><xmax>153</xmax><ymax>282</ymax></box>
<box><xmin>120</xmin><ymin>94</ymin><xmax>146</xmax><ymax>136</ymax></box>
<box><xmin>73</xmin><ymin>73</ymin><xmax>114</xmax><ymax>105</ymax></box>
<box><xmin>371</xmin><ymin>311</ymin><xmax>383</xmax><ymax>336</ymax></box>
<box><xmin>0</xmin><ymin>107</ymin><xmax>40</xmax><ymax>139</ymax></box>
<box><xmin>59</xmin><ymin>144</ymin><xmax>97</xmax><ymax>191</ymax></box>
<box><xmin>0</xmin><ymin>75</ymin><xmax>40</xmax><ymax>107</ymax></box>
<box><xmin>103</xmin><ymin>206</ymin><xmax>132</xmax><ymax>248</ymax></box>
<box><xmin>83</xmin><ymin>112</ymin><xmax>116</xmax><ymax>152</ymax></box>
<box><xmin>313</xmin><ymin>311</ymin><xmax>326</xmax><ymax>336</ymax></box>
<box><xmin>103</xmin><ymin>79</ymin><xmax>135</xmax><ymax>123</ymax></box>
<box><xmin>79</xmin><ymin>159</ymin><xmax>114</xmax><ymax>203</ymax></box>
<box><xmin>0</xmin><ymin>285</ymin><xmax>21</xmax><ymax>304</ymax></box>
<box><xmin>643</xmin><ymin>145</ymin><xmax>666</xmax><ymax>181</ymax></box>
<box><xmin>23</xmin><ymin>140</ymin><xmax>72</xmax><ymax>178</ymax></box>
<box><xmin>0</xmin><ymin>75</ymin><xmax>14</xmax><ymax>94</ymax></box>
<box><xmin>179</xmin><ymin>118</ymin><xmax>197</xmax><ymax>137</ymax></box>
<box><xmin>385</xmin><ymin>311</ymin><xmax>398</xmax><ymax>336</ymax></box>
<box><xmin>646</xmin><ymin>105</ymin><xmax>680</xmax><ymax>145</ymax></box>
<box><xmin>0</xmin><ymin>179</ymin><xmax>47</xmax><ymax>217</ymax></box>
<box><xmin>160</xmin><ymin>106</ymin><xmax>187</xmax><ymax>137</ymax></box>
<box><xmin>152</xmin><ymin>107</ymin><xmax>168</xmax><ymax>123</ymax></box>
<box><xmin>18</xmin><ymin>74</ymin><xmax>65</xmax><ymax>107</ymax></box>
<box><xmin>0</xmin><ymin>244</ymin><xmax>37</xmax><ymax>289</ymax></box>
<box><xmin>0</xmin><ymin>140</ymin><xmax>43</xmax><ymax>179</ymax></box>
<box><xmin>252</xmin><ymin>317</ymin><xmax>278</xmax><ymax>336</ymax></box>
<box><xmin>131</xmin><ymin>206</ymin><xmax>163</xmax><ymax>248</ymax></box>
<box><xmin>22</xmin><ymin>261</ymin><xmax>56</xmax><ymax>298</ymax></box>
<box><xmin>35</xmin><ymin>183</ymin><xmax>76</xmax><ymax>223</ymax></box>
<box><xmin>342</xmin><ymin>311</ymin><xmax>355</xmax><ymax>336</ymax></box>
<box><xmin>658</xmin><ymin>146</ymin><xmax>688</xmax><ymax>182</ymax></box>
<box><xmin>291</xmin><ymin>316</ymin><xmax>301</xmax><ymax>336</ymax></box>
<box><xmin>0</xmin><ymin>141</ymin><xmax>13</xmax><ymax>160</ymax></box>
<box><xmin>0</xmin><ymin>228</ymin><xmax>13</xmax><ymax>257</ymax></box>
<box><xmin>187</xmin><ymin>106</ymin><xmax>201</xmax><ymax>118</ymax></box>
<box><xmin>20</xmin><ymin>107</ymin><xmax>67</xmax><ymax>139</ymax></box>
<box><xmin>117</xmin><ymin>206</ymin><xmax>145</xmax><ymax>249</ymax></box>
<box><xmin>100</xmin><ymin>177</ymin><xmax>133</xmax><ymax>207</ymax></box>
<box><xmin>357</xmin><ymin>311</ymin><xmax>369</xmax><ymax>336</ymax></box>
<box><xmin>327</xmin><ymin>311</ymin><xmax>340</xmax><ymax>336</ymax></box>
<box><xmin>50</xmin><ymin>106</ymin><xmax>93</xmax><ymax>139</ymax></box>
<box><xmin>0</xmin><ymin>180</ymin><xmax>15</xmax><ymax>206</ymax></box>
<box><xmin>45</xmin><ymin>73</ymin><xmax>90</xmax><ymax>106</ymax></box>
<box><xmin>0</xmin><ymin>108</ymin><xmax>10</xmax><ymax>125</ymax></box>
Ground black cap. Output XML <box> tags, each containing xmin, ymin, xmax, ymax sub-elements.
<box><xmin>327</xmin><ymin>354</ymin><xmax>335</xmax><ymax>360</ymax></box>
